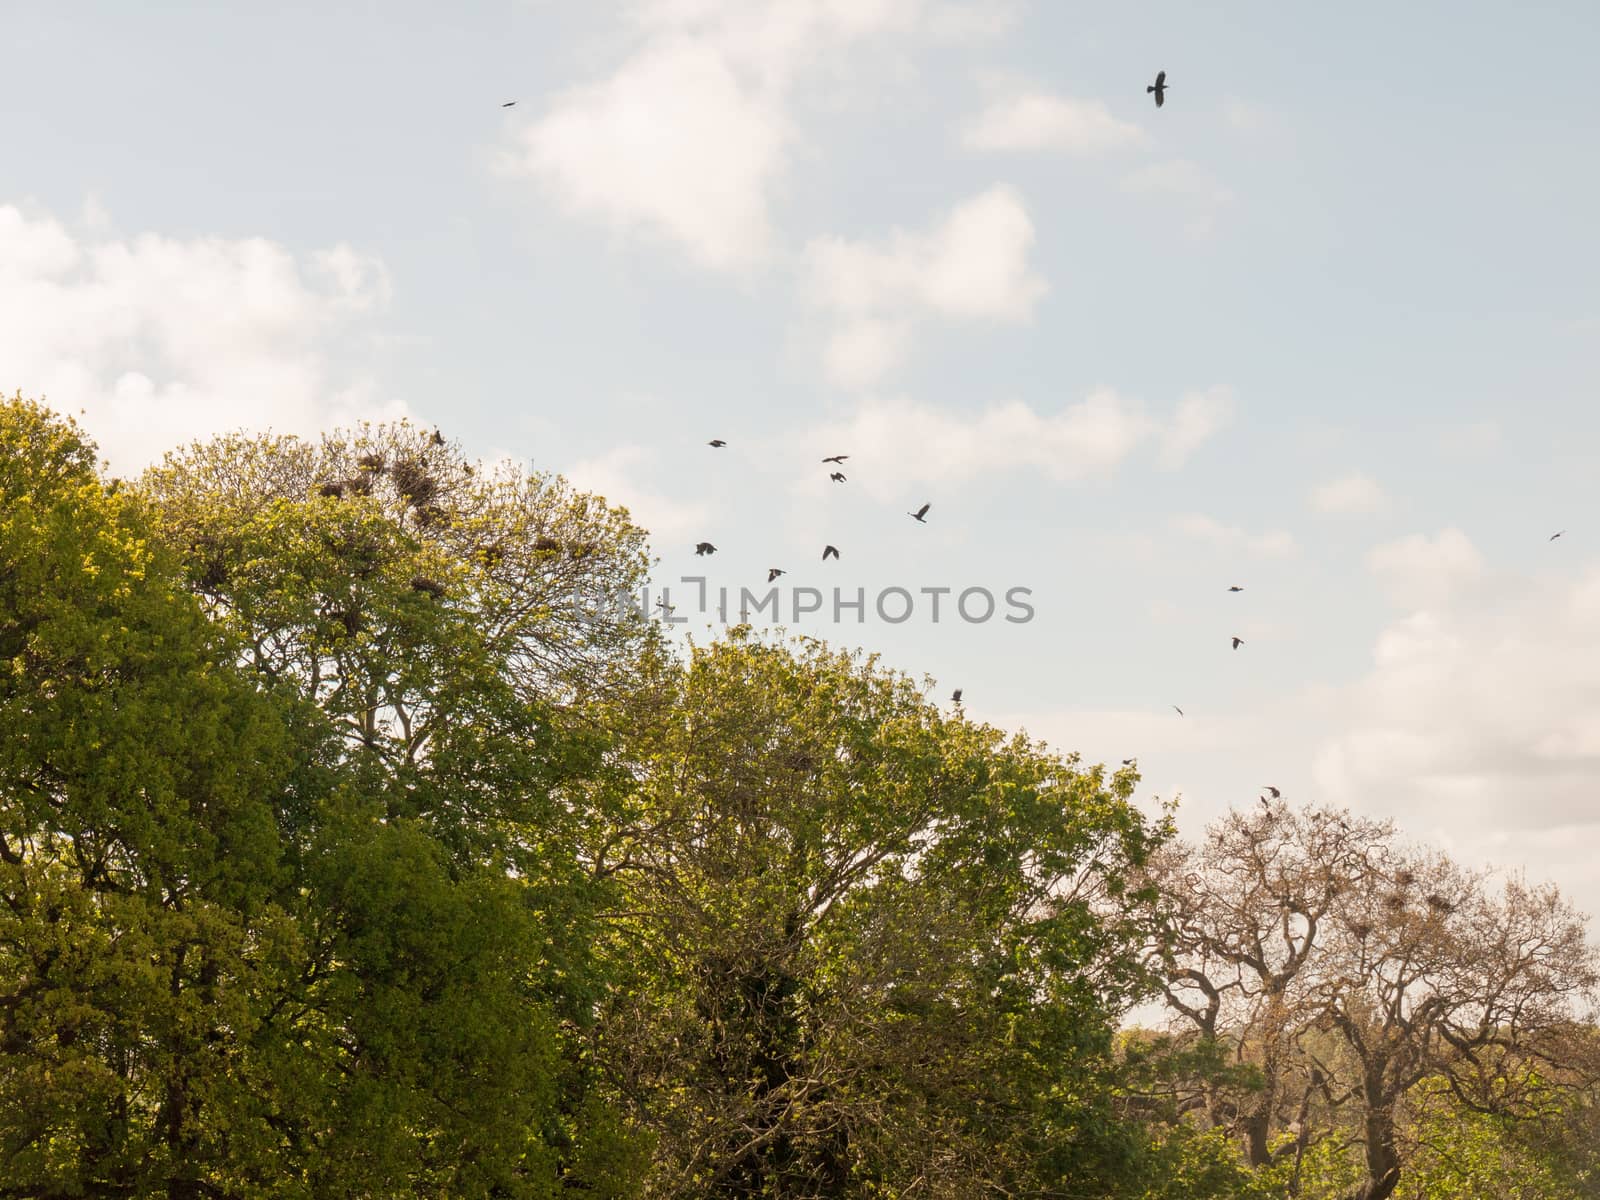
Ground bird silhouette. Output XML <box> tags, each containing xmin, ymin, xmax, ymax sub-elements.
<box><xmin>695</xmin><ymin>542</ymin><xmax>717</xmax><ymax>556</ymax></box>
<box><xmin>655</xmin><ymin>598</ymin><xmax>675</xmax><ymax>616</ymax></box>
<box><xmin>1147</xmin><ymin>70</ymin><xmax>1167</xmax><ymax>107</ymax></box>
<box><xmin>1122</xmin><ymin>758</ymin><xmax>1135</xmax><ymax>766</ymax></box>
<box><xmin>1172</xmin><ymin>705</ymin><xmax>1184</xmax><ymax>716</ymax></box>
<box><xmin>1550</xmin><ymin>530</ymin><xmax>1565</xmax><ymax>541</ymax></box>
<box><xmin>822</xmin><ymin>454</ymin><xmax>849</xmax><ymax>464</ymax></box>
<box><xmin>951</xmin><ymin>688</ymin><xmax>963</xmax><ymax>704</ymax></box>
<box><xmin>1263</xmin><ymin>786</ymin><xmax>1281</xmax><ymax>799</ymax></box>
<box><xmin>768</xmin><ymin>567</ymin><xmax>786</xmax><ymax>582</ymax></box>
<box><xmin>1228</xmin><ymin>585</ymin><xmax>1244</xmax><ymax>592</ymax></box>
<box><xmin>908</xmin><ymin>503</ymin><xmax>931</xmax><ymax>523</ymax></box>
<box><xmin>1259</xmin><ymin>796</ymin><xmax>1272</xmax><ymax>809</ymax></box>
<box><xmin>708</xmin><ymin>439</ymin><xmax>726</xmax><ymax>448</ymax></box>
<box><xmin>430</xmin><ymin>429</ymin><xmax>445</xmax><ymax>446</ymax></box>
<box><xmin>502</xmin><ymin>101</ymin><xmax>517</xmax><ymax>107</ymax></box>
<box><xmin>1232</xmin><ymin>636</ymin><xmax>1244</xmax><ymax>649</ymax></box>
<box><xmin>830</xmin><ymin>472</ymin><xmax>847</xmax><ymax>482</ymax></box>
<box><xmin>822</xmin><ymin>545</ymin><xmax>840</xmax><ymax>561</ymax></box>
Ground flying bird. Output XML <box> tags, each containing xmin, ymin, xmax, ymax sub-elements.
<box><xmin>830</xmin><ymin>472</ymin><xmax>847</xmax><ymax>482</ymax></box>
<box><xmin>695</xmin><ymin>542</ymin><xmax>717</xmax><ymax>556</ymax></box>
<box><xmin>822</xmin><ymin>545</ymin><xmax>840</xmax><ymax>561</ymax></box>
<box><xmin>1259</xmin><ymin>795</ymin><xmax>1271</xmax><ymax>809</ymax></box>
<box><xmin>1263</xmin><ymin>786</ymin><xmax>1281</xmax><ymax>799</ymax></box>
<box><xmin>822</xmin><ymin>454</ymin><xmax>849</xmax><ymax>464</ymax></box>
<box><xmin>1232</xmin><ymin>636</ymin><xmax>1244</xmax><ymax>649</ymax></box>
<box><xmin>1147</xmin><ymin>70</ymin><xmax>1167</xmax><ymax>107</ymax></box>
<box><xmin>708</xmin><ymin>439</ymin><xmax>726</xmax><ymax>448</ymax></box>
<box><xmin>768</xmin><ymin>567</ymin><xmax>786</xmax><ymax>582</ymax></box>
<box><xmin>502</xmin><ymin>100</ymin><xmax>517</xmax><ymax>107</ymax></box>
<box><xmin>951</xmin><ymin>689</ymin><xmax>963</xmax><ymax>704</ymax></box>
<box><xmin>1172</xmin><ymin>705</ymin><xmax>1184</xmax><ymax>716</ymax></box>
<box><xmin>654</xmin><ymin>598</ymin><xmax>675</xmax><ymax>616</ymax></box>
<box><xmin>908</xmin><ymin>503</ymin><xmax>931</xmax><ymax>523</ymax></box>
<box><xmin>1122</xmin><ymin>758</ymin><xmax>1135</xmax><ymax>766</ymax></box>
<box><xmin>1228</xmin><ymin>585</ymin><xmax>1244</xmax><ymax>592</ymax></box>
<box><xmin>1550</xmin><ymin>530</ymin><xmax>1565</xmax><ymax>541</ymax></box>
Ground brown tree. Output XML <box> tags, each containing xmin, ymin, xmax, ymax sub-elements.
<box><xmin>1147</xmin><ymin>800</ymin><xmax>1598</xmax><ymax>1200</ymax></box>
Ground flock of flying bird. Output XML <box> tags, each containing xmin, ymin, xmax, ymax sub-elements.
<box><xmin>503</xmin><ymin>72</ymin><xmax>1568</xmax><ymax>745</ymax></box>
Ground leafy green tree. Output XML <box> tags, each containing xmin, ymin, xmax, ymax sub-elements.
<box><xmin>589</xmin><ymin>632</ymin><xmax>1180</xmax><ymax>1197</ymax></box>
<box><xmin>1</xmin><ymin>398</ymin><xmax>646</xmax><ymax>1196</ymax></box>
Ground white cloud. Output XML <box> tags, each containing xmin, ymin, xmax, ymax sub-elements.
<box><xmin>793</xmin><ymin>386</ymin><xmax>1233</xmax><ymax>497</ymax></box>
<box><xmin>802</xmin><ymin>184</ymin><xmax>1047</xmax><ymax>388</ymax></box>
<box><xmin>1314</xmin><ymin>566</ymin><xmax>1600</xmax><ymax>837</ymax></box>
<box><xmin>1121</xmin><ymin>158</ymin><xmax>1233</xmax><ymax>236</ymax></box>
<box><xmin>565</xmin><ymin>443</ymin><xmax>711</xmax><ymax>541</ymax></box>
<box><xmin>0</xmin><ymin>203</ymin><xmax>404</xmax><ymax>473</ymax></box>
<box><xmin>1172</xmin><ymin>513</ymin><xmax>1297</xmax><ymax>558</ymax></box>
<box><xmin>1365</xmin><ymin>527</ymin><xmax>1484</xmax><ymax>608</ymax></box>
<box><xmin>1158</xmin><ymin>386</ymin><xmax>1237</xmax><ymax>467</ymax></box>
<box><xmin>1309</xmin><ymin>472</ymin><xmax>1389</xmax><ymax>516</ymax></box>
<box><xmin>959</xmin><ymin>89</ymin><xmax>1145</xmax><ymax>155</ymax></box>
<box><xmin>502</xmin><ymin>0</ymin><xmax>1011</xmax><ymax>272</ymax></box>
<box><xmin>500</xmin><ymin>36</ymin><xmax>789</xmax><ymax>272</ymax></box>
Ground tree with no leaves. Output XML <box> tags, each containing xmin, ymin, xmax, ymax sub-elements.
<box><xmin>1143</xmin><ymin>799</ymin><xmax>1598</xmax><ymax>1200</ymax></box>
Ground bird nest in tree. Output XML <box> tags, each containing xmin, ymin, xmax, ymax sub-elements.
<box><xmin>410</xmin><ymin>576</ymin><xmax>446</xmax><ymax>598</ymax></box>
<box><xmin>356</xmin><ymin>452</ymin><xmax>386</xmax><ymax>473</ymax></box>
<box><xmin>391</xmin><ymin>457</ymin><xmax>439</xmax><ymax>508</ymax></box>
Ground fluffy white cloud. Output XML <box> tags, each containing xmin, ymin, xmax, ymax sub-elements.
<box><xmin>1314</xmin><ymin>566</ymin><xmax>1600</xmax><ymax>840</ymax></box>
<box><xmin>502</xmin><ymin>0</ymin><xmax>1011</xmax><ymax>272</ymax></box>
<box><xmin>0</xmin><ymin>203</ymin><xmax>404</xmax><ymax>472</ymax></box>
<box><xmin>565</xmin><ymin>443</ymin><xmax>712</xmax><ymax>541</ymax></box>
<box><xmin>1121</xmin><ymin>158</ymin><xmax>1233</xmax><ymax>236</ymax></box>
<box><xmin>802</xmin><ymin>184</ymin><xmax>1047</xmax><ymax>388</ymax></box>
<box><xmin>1171</xmin><ymin>512</ymin><xmax>1296</xmax><ymax>558</ymax></box>
<box><xmin>1309</xmin><ymin>472</ymin><xmax>1389</xmax><ymax>515</ymax></box>
<box><xmin>1366</xmin><ymin>527</ymin><xmax>1484</xmax><ymax>608</ymax></box>
<box><xmin>959</xmin><ymin>89</ymin><xmax>1144</xmax><ymax>154</ymax></box>
<box><xmin>500</xmin><ymin>36</ymin><xmax>789</xmax><ymax>272</ymax></box>
<box><xmin>792</xmin><ymin>385</ymin><xmax>1232</xmax><ymax>497</ymax></box>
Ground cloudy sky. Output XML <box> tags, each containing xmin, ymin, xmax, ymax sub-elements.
<box><xmin>4</xmin><ymin>1</ymin><xmax>1599</xmax><ymax>915</ymax></box>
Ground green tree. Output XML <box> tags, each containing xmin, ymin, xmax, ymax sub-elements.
<box><xmin>1</xmin><ymin>398</ymin><xmax>646</xmax><ymax>1196</ymax></box>
<box><xmin>589</xmin><ymin>632</ymin><xmax>1182</xmax><ymax>1197</ymax></box>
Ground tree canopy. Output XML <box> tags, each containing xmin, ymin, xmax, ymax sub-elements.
<box><xmin>2</xmin><ymin>395</ymin><xmax>1595</xmax><ymax>1199</ymax></box>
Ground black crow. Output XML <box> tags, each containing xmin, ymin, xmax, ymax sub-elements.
<box><xmin>1228</xmin><ymin>585</ymin><xmax>1244</xmax><ymax>592</ymax></box>
<box><xmin>768</xmin><ymin>567</ymin><xmax>786</xmax><ymax>582</ymax></box>
<box><xmin>695</xmin><ymin>542</ymin><xmax>717</xmax><ymax>556</ymax></box>
<box><xmin>822</xmin><ymin>545</ymin><xmax>839</xmax><ymax>561</ymax></box>
<box><xmin>822</xmin><ymin>454</ymin><xmax>849</xmax><ymax>464</ymax></box>
<box><xmin>830</xmin><ymin>472</ymin><xmax>846</xmax><ymax>482</ymax></box>
<box><xmin>708</xmin><ymin>439</ymin><xmax>726</xmax><ymax>448</ymax></box>
<box><xmin>1147</xmin><ymin>70</ymin><xmax>1167</xmax><ymax>107</ymax></box>
<box><xmin>951</xmin><ymin>688</ymin><xmax>963</xmax><ymax>704</ymax></box>
<box><xmin>908</xmin><ymin>503</ymin><xmax>930</xmax><ymax>523</ymax></box>
<box><xmin>1172</xmin><ymin>704</ymin><xmax>1184</xmax><ymax>716</ymax></box>
<box><xmin>1263</xmin><ymin>786</ymin><xmax>1280</xmax><ymax>799</ymax></box>
<box><xmin>1550</xmin><ymin>530</ymin><xmax>1565</xmax><ymax>541</ymax></box>
<box><xmin>1232</xmin><ymin>636</ymin><xmax>1244</xmax><ymax>649</ymax></box>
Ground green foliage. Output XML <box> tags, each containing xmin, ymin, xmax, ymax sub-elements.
<box><xmin>594</xmin><ymin>632</ymin><xmax>1177</xmax><ymax>1196</ymax></box>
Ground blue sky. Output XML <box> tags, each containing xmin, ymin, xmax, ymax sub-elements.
<box><xmin>3</xmin><ymin>1</ymin><xmax>1598</xmax><ymax>916</ymax></box>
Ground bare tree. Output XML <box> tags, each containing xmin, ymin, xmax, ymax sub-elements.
<box><xmin>1146</xmin><ymin>800</ymin><xmax>1598</xmax><ymax>1200</ymax></box>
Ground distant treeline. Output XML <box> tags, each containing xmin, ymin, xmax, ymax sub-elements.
<box><xmin>2</xmin><ymin>393</ymin><xmax>1595</xmax><ymax>1199</ymax></box>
